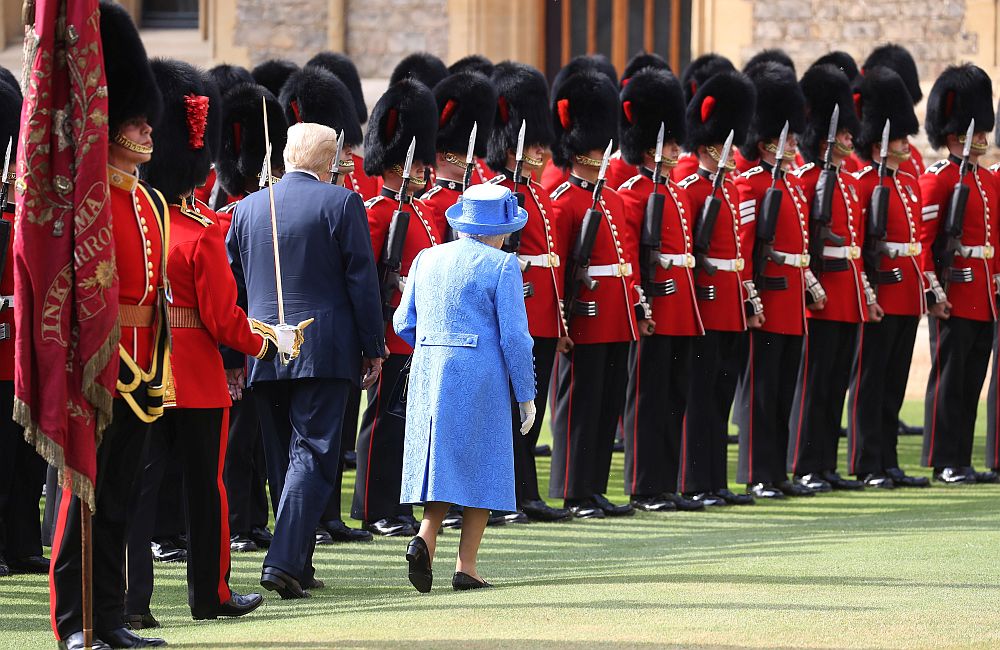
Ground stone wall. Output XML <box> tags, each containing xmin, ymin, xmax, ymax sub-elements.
<box><xmin>345</xmin><ymin>0</ymin><xmax>450</xmax><ymax>78</ymax></box>
<box><xmin>235</xmin><ymin>0</ymin><xmax>331</xmax><ymax>66</ymax></box>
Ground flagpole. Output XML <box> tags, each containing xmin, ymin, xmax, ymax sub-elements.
<box><xmin>81</xmin><ymin>501</ymin><xmax>93</xmax><ymax>650</ymax></box>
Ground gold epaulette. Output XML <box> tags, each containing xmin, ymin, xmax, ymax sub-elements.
<box><xmin>550</xmin><ymin>181</ymin><xmax>571</xmax><ymax>201</ymax></box>
<box><xmin>178</xmin><ymin>198</ymin><xmax>214</xmax><ymax>227</ymax></box>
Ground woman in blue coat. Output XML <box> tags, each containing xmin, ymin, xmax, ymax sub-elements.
<box><xmin>393</xmin><ymin>184</ymin><xmax>537</xmax><ymax>592</ymax></box>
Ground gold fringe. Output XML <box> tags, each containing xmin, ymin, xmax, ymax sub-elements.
<box><xmin>81</xmin><ymin>321</ymin><xmax>120</xmax><ymax>447</ymax></box>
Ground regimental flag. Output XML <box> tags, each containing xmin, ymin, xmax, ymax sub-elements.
<box><xmin>14</xmin><ymin>0</ymin><xmax>119</xmax><ymax>511</ymax></box>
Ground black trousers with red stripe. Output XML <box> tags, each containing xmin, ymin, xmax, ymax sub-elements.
<box><xmin>549</xmin><ymin>342</ymin><xmax>630</xmax><ymax>500</ymax></box>
<box><xmin>923</xmin><ymin>315</ymin><xmax>993</xmax><ymax>468</ymax></box>
<box><xmin>846</xmin><ymin>315</ymin><xmax>919</xmax><ymax>476</ymax></box>
<box><xmin>125</xmin><ymin>408</ymin><xmax>232</xmax><ymax>618</ymax></box>
<box><xmin>984</xmin><ymin>324</ymin><xmax>1000</xmax><ymax>470</ymax></box>
<box><xmin>0</xmin><ymin>381</ymin><xmax>46</xmax><ymax>561</ymax></box>
<box><xmin>511</xmin><ymin>336</ymin><xmax>557</xmax><ymax>504</ymax></box>
<box><xmin>681</xmin><ymin>330</ymin><xmax>744</xmax><ymax>494</ymax></box>
<box><xmin>351</xmin><ymin>353</ymin><xmax>413</xmax><ymax>522</ymax></box>
<box><xmin>321</xmin><ymin>386</ymin><xmax>361</xmax><ymax>522</ymax></box>
<box><xmin>50</xmin><ymin>399</ymin><xmax>151</xmax><ymax>639</ymax></box>
<box><xmin>734</xmin><ymin>330</ymin><xmax>802</xmax><ymax>486</ymax></box>
<box><xmin>224</xmin><ymin>390</ymin><xmax>271</xmax><ymax>536</ymax></box>
<box><xmin>623</xmin><ymin>335</ymin><xmax>693</xmax><ymax>496</ymax></box>
<box><xmin>787</xmin><ymin>319</ymin><xmax>858</xmax><ymax>476</ymax></box>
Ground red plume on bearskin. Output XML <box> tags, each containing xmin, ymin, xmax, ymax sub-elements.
<box><xmin>550</xmin><ymin>69</ymin><xmax>619</xmax><ymax>169</ymax></box>
<box><xmin>486</xmin><ymin>61</ymin><xmax>553</xmax><ymax>172</ymax></box>
<box><xmin>684</xmin><ymin>70</ymin><xmax>754</xmax><ymax>151</ymax></box>
<box><xmin>184</xmin><ymin>94</ymin><xmax>210</xmax><ymax>149</ymax></box>
<box><xmin>925</xmin><ymin>63</ymin><xmax>994</xmax><ymax>150</ymax></box>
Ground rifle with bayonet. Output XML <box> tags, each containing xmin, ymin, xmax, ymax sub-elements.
<box><xmin>503</xmin><ymin>120</ymin><xmax>528</xmax><ymax>254</ymax></box>
<box><xmin>753</xmin><ymin>122</ymin><xmax>790</xmax><ymax>291</ymax></box>
<box><xmin>329</xmin><ymin>130</ymin><xmax>345</xmax><ymax>186</ymax></box>
<box><xmin>563</xmin><ymin>140</ymin><xmax>614</xmax><ymax>325</ymax></box>
<box><xmin>379</xmin><ymin>137</ymin><xmax>415</xmax><ymax>322</ymax></box>
<box><xmin>445</xmin><ymin>122</ymin><xmax>478</xmax><ymax>243</ymax></box>
<box><xmin>863</xmin><ymin>119</ymin><xmax>899</xmax><ymax>286</ymax></box>
<box><xmin>693</xmin><ymin>130</ymin><xmax>735</xmax><ymax>275</ymax></box>
<box><xmin>933</xmin><ymin>119</ymin><xmax>976</xmax><ymax>289</ymax></box>
<box><xmin>809</xmin><ymin>105</ymin><xmax>847</xmax><ymax>276</ymax></box>
<box><xmin>640</xmin><ymin>123</ymin><xmax>676</xmax><ymax>298</ymax></box>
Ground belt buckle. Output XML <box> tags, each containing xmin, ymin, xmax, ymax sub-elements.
<box><xmin>685</xmin><ymin>253</ymin><xmax>695</xmax><ymax>268</ymax></box>
<box><xmin>735</xmin><ymin>258</ymin><xmax>745</xmax><ymax>272</ymax></box>
<box><xmin>549</xmin><ymin>253</ymin><xmax>560</xmax><ymax>268</ymax></box>
<box><xmin>617</xmin><ymin>262</ymin><xmax>629</xmax><ymax>277</ymax></box>
<box><xmin>907</xmin><ymin>242</ymin><xmax>919</xmax><ymax>256</ymax></box>
<box><xmin>849</xmin><ymin>245</ymin><xmax>861</xmax><ymax>260</ymax></box>
<box><xmin>986</xmin><ymin>244</ymin><xmax>995</xmax><ymax>260</ymax></box>
<box><xmin>799</xmin><ymin>253</ymin><xmax>810</xmax><ymax>268</ymax></box>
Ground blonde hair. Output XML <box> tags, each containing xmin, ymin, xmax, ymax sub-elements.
<box><xmin>283</xmin><ymin>123</ymin><xmax>338</xmax><ymax>176</ymax></box>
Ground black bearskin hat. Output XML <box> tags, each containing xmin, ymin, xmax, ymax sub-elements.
<box><xmin>551</xmin><ymin>54</ymin><xmax>618</xmax><ymax>99</ymax></box>
<box><xmin>619</xmin><ymin>68</ymin><xmax>686</xmax><ymax>166</ymax></box>
<box><xmin>0</xmin><ymin>71</ymin><xmax>22</xmax><ymax>164</ymax></box>
<box><xmin>0</xmin><ymin>67</ymin><xmax>17</xmax><ymax>93</ymax></box>
<box><xmin>862</xmin><ymin>44</ymin><xmax>922</xmax><ymax>104</ymax></box>
<box><xmin>449</xmin><ymin>54</ymin><xmax>494</xmax><ymax>77</ymax></box>
<box><xmin>681</xmin><ymin>53</ymin><xmax>735</xmax><ymax>105</ymax></box>
<box><xmin>434</xmin><ymin>71</ymin><xmax>497</xmax><ymax>156</ymax></box>
<box><xmin>551</xmin><ymin>70</ymin><xmax>619</xmax><ymax>169</ymax></box>
<box><xmin>854</xmin><ymin>67</ymin><xmax>918</xmax><ymax>161</ymax></box>
<box><xmin>215</xmin><ymin>83</ymin><xmax>288</xmax><ymax>198</ymax></box>
<box><xmin>100</xmin><ymin>0</ymin><xmax>162</xmax><ymax>132</ymax></box>
<box><xmin>389</xmin><ymin>52</ymin><xmax>449</xmax><ymax>89</ymax></box>
<box><xmin>739</xmin><ymin>61</ymin><xmax>806</xmax><ymax>161</ymax></box>
<box><xmin>142</xmin><ymin>59</ymin><xmax>221</xmax><ymax>203</ymax></box>
<box><xmin>251</xmin><ymin>59</ymin><xmax>299</xmax><ymax>99</ymax></box>
<box><xmin>684</xmin><ymin>70</ymin><xmax>755</xmax><ymax>151</ymax></box>
<box><xmin>279</xmin><ymin>66</ymin><xmax>362</xmax><ymax>146</ymax></box>
<box><xmin>620</xmin><ymin>51</ymin><xmax>671</xmax><ymax>87</ymax></box>
<box><xmin>364</xmin><ymin>79</ymin><xmax>437</xmax><ymax>176</ymax></box>
<box><xmin>799</xmin><ymin>64</ymin><xmax>861</xmax><ymax>163</ymax></box>
<box><xmin>207</xmin><ymin>64</ymin><xmax>254</xmax><ymax>95</ymax></box>
<box><xmin>743</xmin><ymin>48</ymin><xmax>795</xmax><ymax>75</ymax></box>
<box><xmin>306</xmin><ymin>52</ymin><xmax>367</xmax><ymax>124</ymax></box>
<box><xmin>486</xmin><ymin>61</ymin><xmax>553</xmax><ymax>172</ymax></box>
<box><xmin>925</xmin><ymin>63</ymin><xmax>994</xmax><ymax>150</ymax></box>
<box><xmin>810</xmin><ymin>51</ymin><xmax>859</xmax><ymax>84</ymax></box>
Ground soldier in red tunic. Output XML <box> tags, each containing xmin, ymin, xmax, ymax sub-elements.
<box><xmin>919</xmin><ymin>64</ymin><xmax>1000</xmax><ymax>484</ymax></box>
<box><xmin>845</xmin><ymin>67</ymin><xmax>932</xmax><ymax>489</ymax></box>
<box><xmin>733</xmin><ymin>61</ymin><xmax>823</xmax><ymax>500</ymax></box>
<box><xmin>548</xmin><ymin>69</ymin><xmax>651</xmax><ymax>519</ymax></box>
<box><xmin>788</xmin><ymin>64</ymin><xmax>878</xmax><ymax>493</ymax></box>
<box><xmin>616</xmin><ymin>67</ymin><xmax>705</xmax><ymax>513</ymax></box>
<box><xmin>353</xmin><ymin>79</ymin><xmax>444</xmax><ymax>537</ymax></box>
<box><xmin>676</xmin><ymin>70</ymin><xmax>760</xmax><ymax>506</ymax></box>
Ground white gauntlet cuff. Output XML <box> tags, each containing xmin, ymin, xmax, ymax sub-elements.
<box><xmin>742</xmin><ymin>280</ymin><xmax>764</xmax><ymax>317</ymax></box>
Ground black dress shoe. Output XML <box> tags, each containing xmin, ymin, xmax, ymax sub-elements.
<box><xmin>230</xmin><ymin>534</ymin><xmax>258</xmax><ymax>553</ymax></box>
<box><xmin>59</xmin><ymin>631</ymin><xmax>111</xmax><ymax>650</ymax></box>
<box><xmin>302</xmin><ymin>576</ymin><xmax>325</xmax><ymax>590</ymax></box>
<box><xmin>822</xmin><ymin>471</ymin><xmax>865</xmax><ymax>490</ymax></box>
<box><xmin>322</xmin><ymin>519</ymin><xmax>374</xmax><ymax>542</ymax></box>
<box><xmin>314</xmin><ymin>527</ymin><xmax>334</xmax><ymax>545</ymax></box>
<box><xmin>592</xmin><ymin>493</ymin><xmax>634</xmax><ymax>516</ymax></box>
<box><xmin>150</xmin><ymin>538</ymin><xmax>186</xmax><ymax>563</ymax></box>
<box><xmin>174</xmin><ymin>533</ymin><xmax>189</xmax><ymax>550</ymax></box>
<box><xmin>748</xmin><ymin>483</ymin><xmax>785</xmax><ymax>499</ymax></box>
<box><xmin>0</xmin><ymin>554</ymin><xmax>9</xmax><ymax>577</ymax></box>
<box><xmin>343</xmin><ymin>449</ymin><xmax>357</xmax><ymax>469</ymax></box>
<box><xmin>533</xmin><ymin>444</ymin><xmax>552</xmax><ymax>457</ymax></box>
<box><xmin>885</xmin><ymin>467</ymin><xmax>930</xmax><ymax>488</ymax></box>
<box><xmin>399</xmin><ymin>513</ymin><xmax>421</xmax><ymax>529</ymax></box>
<box><xmin>452</xmin><ymin>571</ymin><xmax>491</xmax><ymax>590</ymax></box>
<box><xmin>260</xmin><ymin>566</ymin><xmax>310</xmax><ymax>599</ymax></box>
<box><xmin>248</xmin><ymin>526</ymin><xmax>273</xmax><ymax>549</ymax></box>
<box><xmin>714</xmin><ymin>488</ymin><xmax>755</xmax><ymax>505</ymax></box>
<box><xmin>125</xmin><ymin>613</ymin><xmax>160</xmax><ymax>630</ymax></box>
<box><xmin>665</xmin><ymin>493</ymin><xmax>706</xmax><ymax>511</ymax></box>
<box><xmin>501</xmin><ymin>511</ymin><xmax>530</xmax><ymax>524</ymax></box>
<box><xmin>795</xmin><ymin>473</ymin><xmax>832</xmax><ymax>492</ymax></box>
<box><xmin>630</xmin><ymin>495</ymin><xmax>676</xmax><ymax>512</ymax></box>
<box><xmin>684</xmin><ymin>492</ymin><xmax>726</xmax><ymax>506</ymax></box>
<box><xmin>934</xmin><ymin>466</ymin><xmax>974</xmax><ymax>484</ymax></box>
<box><xmin>364</xmin><ymin>517</ymin><xmax>416</xmax><ymax>537</ymax></box>
<box><xmin>862</xmin><ymin>473</ymin><xmax>895</xmax><ymax>489</ymax></box>
<box><xmin>897</xmin><ymin>419</ymin><xmax>923</xmax><ymax>436</ymax></box>
<box><xmin>519</xmin><ymin>499</ymin><xmax>571</xmax><ymax>522</ymax></box>
<box><xmin>442</xmin><ymin>506</ymin><xmax>464</xmax><ymax>529</ymax></box>
<box><xmin>776</xmin><ymin>480</ymin><xmax>815</xmax><ymax>497</ymax></box>
<box><xmin>7</xmin><ymin>554</ymin><xmax>49</xmax><ymax>574</ymax></box>
<box><xmin>97</xmin><ymin>627</ymin><xmax>166</xmax><ymax>647</ymax></box>
<box><xmin>974</xmin><ymin>469</ymin><xmax>1000</xmax><ymax>484</ymax></box>
<box><xmin>565</xmin><ymin>498</ymin><xmax>605</xmax><ymax>519</ymax></box>
<box><xmin>405</xmin><ymin>536</ymin><xmax>433</xmax><ymax>593</ymax></box>
<box><xmin>486</xmin><ymin>511</ymin><xmax>507</xmax><ymax>526</ymax></box>
<box><xmin>193</xmin><ymin>590</ymin><xmax>263</xmax><ymax>620</ymax></box>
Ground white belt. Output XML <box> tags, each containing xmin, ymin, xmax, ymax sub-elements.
<box><xmin>822</xmin><ymin>245</ymin><xmax>862</xmax><ymax>260</ymax></box>
<box><xmin>518</xmin><ymin>253</ymin><xmax>561</xmax><ymax>268</ymax></box>
<box><xmin>959</xmin><ymin>244</ymin><xmax>995</xmax><ymax>260</ymax></box>
<box><xmin>772</xmin><ymin>251</ymin><xmax>811</xmax><ymax>268</ymax></box>
<box><xmin>883</xmin><ymin>241</ymin><xmax>922</xmax><ymax>257</ymax></box>
<box><xmin>703</xmin><ymin>257</ymin><xmax>745</xmax><ymax>272</ymax></box>
<box><xmin>589</xmin><ymin>262</ymin><xmax>633</xmax><ymax>278</ymax></box>
<box><xmin>658</xmin><ymin>253</ymin><xmax>696</xmax><ymax>269</ymax></box>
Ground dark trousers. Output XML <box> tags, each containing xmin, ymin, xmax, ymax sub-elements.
<box><xmin>321</xmin><ymin>386</ymin><xmax>361</xmax><ymax>523</ymax></box>
<box><xmin>255</xmin><ymin>378</ymin><xmax>349</xmax><ymax>582</ymax></box>
<box><xmin>788</xmin><ymin>319</ymin><xmax>858</xmax><ymax>476</ymax></box>
<box><xmin>224</xmin><ymin>391</ymin><xmax>271</xmax><ymax>535</ymax></box>
<box><xmin>549</xmin><ymin>342</ymin><xmax>630</xmax><ymax>500</ymax></box>
<box><xmin>0</xmin><ymin>380</ymin><xmax>46</xmax><ymax>559</ymax></box>
<box><xmin>846</xmin><ymin>315</ymin><xmax>919</xmax><ymax>476</ymax></box>
<box><xmin>125</xmin><ymin>408</ymin><xmax>232</xmax><ymax>617</ymax></box>
<box><xmin>923</xmin><ymin>316</ymin><xmax>993</xmax><ymax>468</ymax></box>
<box><xmin>681</xmin><ymin>330</ymin><xmax>744</xmax><ymax>493</ymax></box>
<box><xmin>735</xmin><ymin>330</ymin><xmax>802</xmax><ymax>485</ymax></box>
<box><xmin>985</xmin><ymin>324</ymin><xmax>1000</xmax><ymax>470</ymax></box>
<box><xmin>50</xmin><ymin>399</ymin><xmax>150</xmax><ymax>639</ymax></box>
<box><xmin>351</xmin><ymin>354</ymin><xmax>412</xmax><ymax>522</ymax></box>
<box><xmin>623</xmin><ymin>335</ymin><xmax>693</xmax><ymax>496</ymax></box>
<box><xmin>510</xmin><ymin>336</ymin><xmax>557</xmax><ymax>504</ymax></box>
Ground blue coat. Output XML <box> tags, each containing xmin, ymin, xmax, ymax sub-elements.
<box><xmin>393</xmin><ymin>237</ymin><xmax>536</xmax><ymax>512</ymax></box>
<box><xmin>227</xmin><ymin>171</ymin><xmax>385</xmax><ymax>385</ymax></box>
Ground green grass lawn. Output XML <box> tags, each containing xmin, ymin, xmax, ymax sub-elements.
<box><xmin>3</xmin><ymin>402</ymin><xmax>999</xmax><ymax>649</ymax></box>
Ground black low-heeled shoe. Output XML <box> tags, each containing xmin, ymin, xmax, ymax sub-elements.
<box><xmin>405</xmin><ymin>536</ymin><xmax>433</xmax><ymax>593</ymax></box>
<box><xmin>452</xmin><ymin>571</ymin><xmax>491</xmax><ymax>591</ymax></box>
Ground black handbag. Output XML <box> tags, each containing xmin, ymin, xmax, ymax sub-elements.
<box><xmin>386</xmin><ymin>355</ymin><xmax>412</xmax><ymax>419</ymax></box>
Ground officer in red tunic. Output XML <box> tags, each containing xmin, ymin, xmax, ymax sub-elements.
<box><xmin>616</xmin><ymin>68</ymin><xmax>705</xmax><ymax>512</ymax></box>
<box><xmin>788</xmin><ymin>64</ymin><xmax>877</xmax><ymax>492</ymax></box>
<box><xmin>676</xmin><ymin>70</ymin><xmax>761</xmax><ymax>506</ymax></box>
<box><xmin>353</xmin><ymin>79</ymin><xmax>443</xmax><ymax>536</ymax></box>
<box><xmin>845</xmin><ymin>67</ymin><xmax>932</xmax><ymax>489</ymax></box>
<box><xmin>672</xmin><ymin>54</ymin><xmax>737</xmax><ymax>183</ymax></box>
<box><xmin>919</xmin><ymin>64</ymin><xmax>1000</xmax><ymax>484</ymax></box>
<box><xmin>861</xmin><ymin>45</ymin><xmax>926</xmax><ymax>179</ymax></box>
<box><xmin>733</xmin><ymin>61</ymin><xmax>822</xmax><ymax>500</ymax></box>
<box><xmin>548</xmin><ymin>69</ymin><xmax>651</xmax><ymax>519</ymax></box>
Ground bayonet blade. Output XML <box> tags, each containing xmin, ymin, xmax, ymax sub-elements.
<box><xmin>827</xmin><ymin>104</ymin><xmax>840</xmax><ymax>143</ymax></box>
<box><xmin>331</xmin><ymin>129</ymin><xmax>344</xmax><ymax>177</ymax></box>
<box><xmin>654</xmin><ymin>123</ymin><xmax>665</xmax><ymax>166</ymax></box>
<box><xmin>775</xmin><ymin>121</ymin><xmax>789</xmax><ymax>165</ymax></box>
<box><xmin>402</xmin><ymin>137</ymin><xmax>416</xmax><ymax>179</ymax></box>
<box><xmin>598</xmin><ymin>139</ymin><xmax>613</xmax><ymax>181</ymax></box>
<box><xmin>515</xmin><ymin>119</ymin><xmax>526</xmax><ymax>162</ymax></box>
<box><xmin>466</xmin><ymin>122</ymin><xmax>478</xmax><ymax>166</ymax></box>
<box><xmin>717</xmin><ymin>130</ymin><xmax>734</xmax><ymax>176</ymax></box>
<box><xmin>963</xmin><ymin>118</ymin><xmax>976</xmax><ymax>159</ymax></box>
<box><xmin>1</xmin><ymin>137</ymin><xmax>11</xmax><ymax>185</ymax></box>
<box><xmin>259</xmin><ymin>144</ymin><xmax>270</xmax><ymax>190</ymax></box>
<box><xmin>879</xmin><ymin>119</ymin><xmax>891</xmax><ymax>162</ymax></box>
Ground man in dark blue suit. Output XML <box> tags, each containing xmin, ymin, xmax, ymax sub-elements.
<box><xmin>227</xmin><ymin>122</ymin><xmax>385</xmax><ymax>599</ymax></box>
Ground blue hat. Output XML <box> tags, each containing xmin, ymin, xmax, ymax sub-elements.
<box><xmin>445</xmin><ymin>184</ymin><xmax>528</xmax><ymax>236</ymax></box>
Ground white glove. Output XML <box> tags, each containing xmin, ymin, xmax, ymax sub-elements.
<box><xmin>273</xmin><ymin>318</ymin><xmax>314</xmax><ymax>365</ymax></box>
<box><xmin>518</xmin><ymin>400</ymin><xmax>536</xmax><ymax>436</ymax></box>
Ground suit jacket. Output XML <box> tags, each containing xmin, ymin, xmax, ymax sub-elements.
<box><xmin>227</xmin><ymin>171</ymin><xmax>385</xmax><ymax>385</ymax></box>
